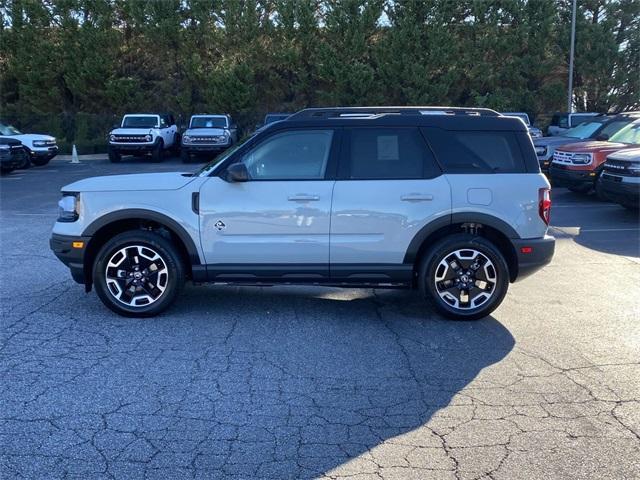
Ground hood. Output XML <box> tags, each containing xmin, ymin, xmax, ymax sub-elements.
<box><xmin>607</xmin><ymin>147</ymin><xmax>640</xmax><ymax>162</ymax></box>
<box><xmin>185</xmin><ymin>127</ymin><xmax>227</xmax><ymax>136</ymax></box>
<box><xmin>3</xmin><ymin>133</ymin><xmax>55</xmax><ymax>143</ymax></box>
<box><xmin>62</xmin><ymin>172</ymin><xmax>196</xmax><ymax>193</ymax></box>
<box><xmin>534</xmin><ymin>136</ymin><xmax>584</xmax><ymax>147</ymax></box>
<box><xmin>111</xmin><ymin>127</ymin><xmax>156</xmax><ymax>135</ymax></box>
<box><xmin>555</xmin><ymin>141</ymin><xmax>633</xmax><ymax>153</ymax></box>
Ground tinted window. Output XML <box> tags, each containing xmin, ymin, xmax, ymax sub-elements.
<box><xmin>600</xmin><ymin>120</ymin><xmax>632</xmax><ymax>137</ymax></box>
<box><xmin>241</xmin><ymin>129</ymin><xmax>333</xmax><ymax>180</ymax></box>
<box><xmin>122</xmin><ymin>116</ymin><xmax>158</xmax><ymax>128</ymax></box>
<box><xmin>191</xmin><ymin>116</ymin><xmax>228</xmax><ymax>128</ymax></box>
<box><xmin>558</xmin><ymin>116</ymin><xmax>569</xmax><ymax>128</ymax></box>
<box><xmin>570</xmin><ymin>114</ymin><xmax>596</xmax><ymax>127</ymax></box>
<box><xmin>422</xmin><ymin>128</ymin><xmax>526</xmax><ymax>173</ymax></box>
<box><xmin>345</xmin><ymin>127</ymin><xmax>438</xmax><ymax>179</ymax></box>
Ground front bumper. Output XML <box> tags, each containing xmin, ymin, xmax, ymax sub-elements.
<box><xmin>182</xmin><ymin>143</ymin><xmax>230</xmax><ymax>154</ymax></box>
<box><xmin>109</xmin><ymin>142</ymin><xmax>156</xmax><ymax>154</ymax></box>
<box><xmin>50</xmin><ymin>233</ymin><xmax>91</xmax><ymax>285</ymax></box>
<box><xmin>598</xmin><ymin>174</ymin><xmax>640</xmax><ymax>207</ymax></box>
<box><xmin>512</xmin><ymin>235</ymin><xmax>555</xmax><ymax>281</ymax></box>
<box><xmin>549</xmin><ymin>164</ymin><xmax>596</xmax><ymax>189</ymax></box>
<box><xmin>31</xmin><ymin>146</ymin><xmax>58</xmax><ymax>159</ymax></box>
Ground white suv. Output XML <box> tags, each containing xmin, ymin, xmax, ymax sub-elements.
<box><xmin>181</xmin><ymin>114</ymin><xmax>238</xmax><ymax>162</ymax></box>
<box><xmin>0</xmin><ymin>122</ymin><xmax>58</xmax><ymax>167</ymax></box>
<box><xmin>108</xmin><ymin>114</ymin><xmax>178</xmax><ymax>163</ymax></box>
<box><xmin>51</xmin><ymin>107</ymin><xmax>555</xmax><ymax>320</ymax></box>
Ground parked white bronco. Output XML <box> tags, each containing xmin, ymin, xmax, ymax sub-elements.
<box><xmin>181</xmin><ymin>114</ymin><xmax>238</xmax><ymax>162</ymax></box>
<box><xmin>108</xmin><ymin>114</ymin><xmax>178</xmax><ymax>163</ymax></box>
<box><xmin>51</xmin><ymin>107</ymin><xmax>555</xmax><ymax>320</ymax></box>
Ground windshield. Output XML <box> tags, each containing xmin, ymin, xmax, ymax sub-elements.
<box><xmin>122</xmin><ymin>116</ymin><xmax>158</xmax><ymax>128</ymax></box>
<box><xmin>564</xmin><ymin>121</ymin><xmax>606</xmax><ymax>139</ymax></box>
<box><xmin>190</xmin><ymin>116</ymin><xmax>227</xmax><ymax>129</ymax></box>
<box><xmin>504</xmin><ymin>113</ymin><xmax>530</xmax><ymax>125</ymax></box>
<box><xmin>609</xmin><ymin>123</ymin><xmax>640</xmax><ymax>144</ymax></box>
<box><xmin>0</xmin><ymin>123</ymin><xmax>22</xmax><ymax>135</ymax></box>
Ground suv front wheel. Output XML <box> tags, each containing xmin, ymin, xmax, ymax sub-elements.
<box><xmin>419</xmin><ymin>234</ymin><xmax>509</xmax><ymax>320</ymax></box>
<box><xmin>93</xmin><ymin>231</ymin><xmax>184</xmax><ymax>317</ymax></box>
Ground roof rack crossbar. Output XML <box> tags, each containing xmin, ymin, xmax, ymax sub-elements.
<box><xmin>287</xmin><ymin>106</ymin><xmax>500</xmax><ymax>120</ymax></box>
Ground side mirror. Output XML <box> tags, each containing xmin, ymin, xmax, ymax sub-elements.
<box><xmin>225</xmin><ymin>163</ymin><xmax>249</xmax><ymax>182</ymax></box>
<box><xmin>596</xmin><ymin>134</ymin><xmax>609</xmax><ymax>141</ymax></box>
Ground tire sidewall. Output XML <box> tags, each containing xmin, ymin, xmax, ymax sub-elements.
<box><xmin>152</xmin><ymin>140</ymin><xmax>164</xmax><ymax>162</ymax></box>
<box><xmin>108</xmin><ymin>147</ymin><xmax>121</xmax><ymax>163</ymax></box>
<box><xmin>420</xmin><ymin>234</ymin><xmax>509</xmax><ymax>320</ymax></box>
<box><xmin>93</xmin><ymin>231</ymin><xmax>184</xmax><ymax>317</ymax></box>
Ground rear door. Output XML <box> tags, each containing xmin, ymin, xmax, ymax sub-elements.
<box><xmin>329</xmin><ymin>127</ymin><xmax>451</xmax><ymax>282</ymax></box>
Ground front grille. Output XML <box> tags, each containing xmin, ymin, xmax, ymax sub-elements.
<box><xmin>604</xmin><ymin>159</ymin><xmax>639</xmax><ymax>177</ymax></box>
<box><xmin>113</xmin><ymin>135</ymin><xmax>148</xmax><ymax>143</ymax></box>
<box><xmin>190</xmin><ymin>136</ymin><xmax>226</xmax><ymax>144</ymax></box>
<box><xmin>552</xmin><ymin>150</ymin><xmax>574</xmax><ymax>164</ymax></box>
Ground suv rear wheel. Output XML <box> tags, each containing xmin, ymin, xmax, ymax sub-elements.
<box><xmin>93</xmin><ymin>231</ymin><xmax>184</xmax><ymax>317</ymax></box>
<box><xmin>419</xmin><ymin>234</ymin><xmax>509</xmax><ymax>320</ymax></box>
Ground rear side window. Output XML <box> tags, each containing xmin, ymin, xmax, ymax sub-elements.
<box><xmin>343</xmin><ymin>127</ymin><xmax>440</xmax><ymax>179</ymax></box>
<box><xmin>421</xmin><ymin>128</ymin><xmax>528</xmax><ymax>174</ymax></box>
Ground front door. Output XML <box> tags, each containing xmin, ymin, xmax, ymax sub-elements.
<box><xmin>199</xmin><ymin>128</ymin><xmax>339</xmax><ymax>281</ymax></box>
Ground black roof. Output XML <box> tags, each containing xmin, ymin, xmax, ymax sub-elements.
<box><xmin>271</xmin><ymin>106</ymin><xmax>528</xmax><ymax>132</ymax></box>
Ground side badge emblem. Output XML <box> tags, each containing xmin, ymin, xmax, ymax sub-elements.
<box><xmin>214</xmin><ymin>220</ymin><xmax>226</xmax><ymax>231</ymax></box>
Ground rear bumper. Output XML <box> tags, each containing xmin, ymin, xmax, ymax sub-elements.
<box><xmin>598</xmin><ymin>175</ymin><xmax>640</xmax><ymax>206</ymax></box>
<box><xmin>50</xmin><ymin>233</ymin><xmax>91</xmax><ymax>284</ymax></box>
<box><xmin>512</xmin><ymin>235</ymin><xmax>555</xmax><ymax>281</ymax></box>
<box><xmin>549</xmin><ymin>164</ymin><xmax>596</xmax><ymax>189</ymax></box>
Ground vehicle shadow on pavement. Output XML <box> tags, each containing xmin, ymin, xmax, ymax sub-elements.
<box><xmin>550</xmin><ymin>205</ymin><xmax>639</xmax><ymax>257</ymax></box>
<box><xmin>2</xmin><ymin>284</ymin><xmax>515</xmax><ymax>479</ymax></box>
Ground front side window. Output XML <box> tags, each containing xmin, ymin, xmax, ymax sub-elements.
<box><xmin>600</xmin><ymin>120</ymin><xmax>632</xmax><ymax>138</ymax></box>
<box><xmin>346</xmin><ymin>127</ymin><xmax>438</xmax><ymax>179</ymax></box>
<box><xmin>241</xmin><ymin>129</ymin><xmax>333</xmax><ymax>180</ymax></box>
<box><xmin>122</xmin><ymin>116</ymin><xmax>159</xmax><ymax>128</ymax></box>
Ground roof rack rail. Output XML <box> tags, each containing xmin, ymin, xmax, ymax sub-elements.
<box><xmin>287</xmin><ymin>106</ymin><xmax>501</xmax><ymax>120</ymax></box>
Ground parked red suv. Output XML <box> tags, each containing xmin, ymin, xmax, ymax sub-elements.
<box><xmin>549</xmin><ymin>119</ymin><xmax>640</xmax><ymax>193</ymax></box>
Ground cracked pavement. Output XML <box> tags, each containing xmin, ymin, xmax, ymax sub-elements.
<box><xmin>1</xmin><ymin>158</ymin><xmax>639</xmax><ymax>479</ymax></box>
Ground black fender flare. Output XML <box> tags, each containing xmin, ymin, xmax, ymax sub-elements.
<box><xmin>82</xmin><ymin>208</ymin><xmax>201</xmax><ymax>265</ymax></box>
<box><xmin>403</xmin><ymin>213</ymin><xmax>520</xmax><ymax>264</ymax></box>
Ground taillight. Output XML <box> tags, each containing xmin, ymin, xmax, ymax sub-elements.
<box><xmin>539</xmin><ymin>188</ymin><xmax>551</xmax><ymax>225</ymax></box>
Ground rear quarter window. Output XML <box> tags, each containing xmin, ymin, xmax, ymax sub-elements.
<box><xmin>421</xmin><ymin>128</ymin><xmax>537</xmax><ymax>174</ymax></box>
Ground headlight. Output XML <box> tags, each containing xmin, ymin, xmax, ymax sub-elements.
<box><xmin>214</xmin><ymin>135</ymin><xmax>227</xmax><ymax>143</ymax></box>
<box><xmin>58</xmin><ymin>193</ymin><xmax>79</xmax><ymax>222</ymax></box>
<box><xmin>572</xmin><ymin>153</ymin><xmax>592</xmax><ymax>165</ymax></box>
<box><xmin>109</xmin><ymin>134</ymin><xmax>116</xmax><ymax>142</ymax></box>
<box><xmin>535</xmin><ymin>146</ymin><xmax>547</xmax><ymax>156</ymax></box>
<box><xmin>33</xmin><ymin>140</ymin><xmax>46</xmax><ymax>147</ymax></box>
<box><xmin>182</xmin><ymin>135</ymin><xmax>192</xmax><ymax>144</ymax></box>
<box><xmin>145</xmin><ymin>134</ymin><xmax>152</xmax><ymax>142</ymax></box>
<box><xmin>628</xmin><ymin>162</ymin><xmax>640</xmax><ymax>174</ymax></box>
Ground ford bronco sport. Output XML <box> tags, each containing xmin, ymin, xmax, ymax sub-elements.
<box><xmin>50</xmin><ymin>107</ymin><xmax>555</xmax><ymax>320</ymax></box>
<box><xmin>108</xmin><ymin>114</ymin><xmax>179</xmax><ymax>163</ymax></box>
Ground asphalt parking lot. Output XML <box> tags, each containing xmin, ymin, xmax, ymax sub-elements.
<box><xmin>1</xmin><ymin>157</ymin><xmax>639</xmax><ymax>480</ymax></box>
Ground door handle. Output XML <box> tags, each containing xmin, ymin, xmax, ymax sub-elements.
<box><xmin>288</xmin><ymin>194</ymin><xmax>320</xmax><ymax>202</ymax></box>
<box><xmin>401</xmin><ymin>194</ymin><xmax>433</xmax><ymax>202</ymax></box>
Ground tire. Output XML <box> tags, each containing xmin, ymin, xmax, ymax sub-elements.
<box><xmin>180</xmin><ymin>149</ymin><xmax>191</xmax><ymax>163</ymax></box>
<box><xmin>594</xmin><ymin>179</ymin><xmax>608</xmax><ymax>201</ymax></box>
<box><xmin>108</xmin><ymin>147</ymin><xmax>121</xmax><ymax>163</ymax></box>
<box><xmin>30</xmin><ymin>156</ymin><xmax>51</xmax><ymax>167</ymax></box>
<box><xmin>151</xmin><ymin>141</ymin><xmax>164</xmax><ymax>162</ymax></box>
<box><xmin>93</xmin><ymin>230</ymin><xmax>185</xmax><ymax>317</ymax></box>
<box><xmin>418</xmin><ymin>234</ymin><xmax>509</xmax><ymax>321</ymax></box>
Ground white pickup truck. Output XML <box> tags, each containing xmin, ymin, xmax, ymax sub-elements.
<box><xmin>108</xmin><ymin>114</ymin><xmax>179</xmax><ymax>163</ymax></box>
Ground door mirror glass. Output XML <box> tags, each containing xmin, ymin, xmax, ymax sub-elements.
<box><xmin>226</xmin><ymin>163</ymin><xmax>249</xmax><ymax>182</ymax></box>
